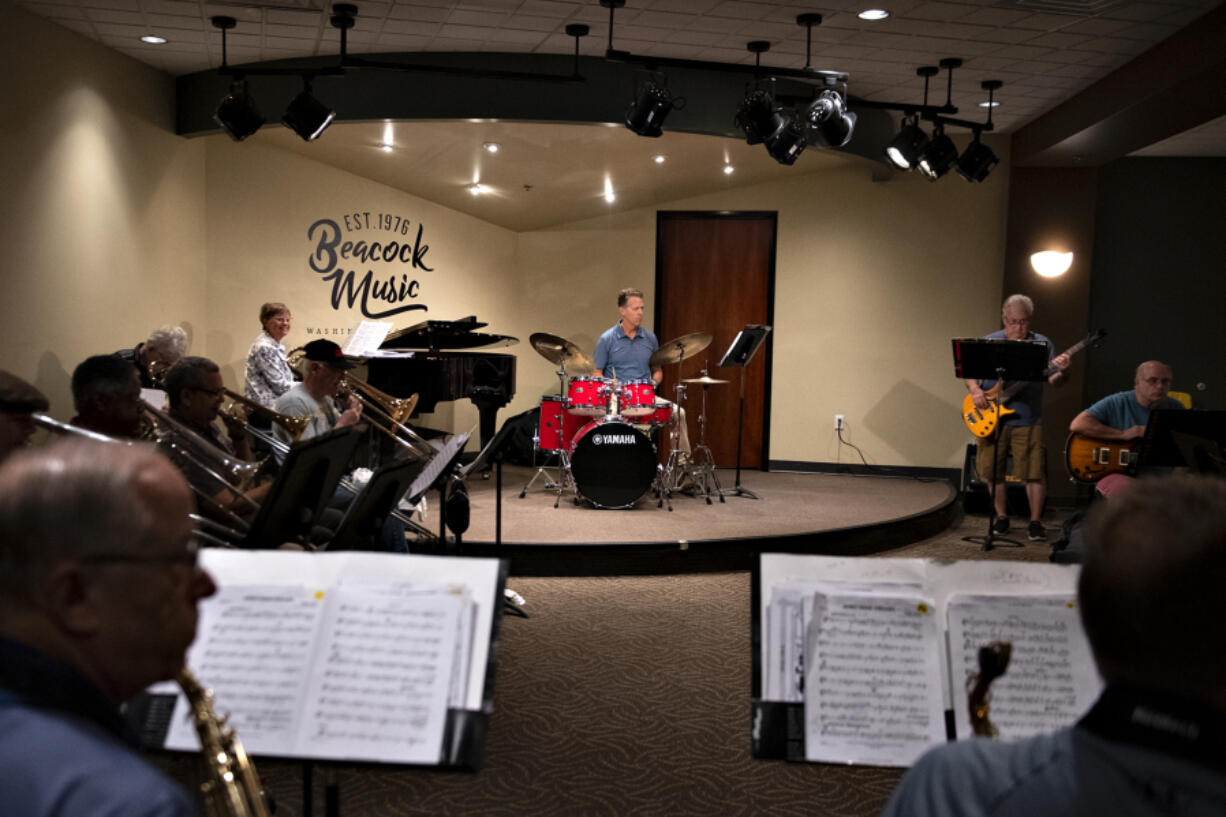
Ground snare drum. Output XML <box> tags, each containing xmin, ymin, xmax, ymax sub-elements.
<box><xmin>566</xmin><ymin>376</ymin><xmax>610</xmax><ymax>416</ymax></box>
<box><xmin>618</xmin><ymin>379</ymin><xmax>657</xmax><ymax>418</ymax></box>
<box><xmin>569</xmin><ymin>419</ymin><xmax>657</xmax><ymax>508</ymax></box>
<box><xmin>536</xmin><ymin>396</ymin><xmax>584</xmax><ymax>452</ymax></box>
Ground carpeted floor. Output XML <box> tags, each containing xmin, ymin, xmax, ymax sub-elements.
<box><xmin>155</xmin><ymin>507</ymin><xmax>1068</xmax><ymax>817</ymax></box>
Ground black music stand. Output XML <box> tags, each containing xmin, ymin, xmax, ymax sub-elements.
<box><xmin>1136</xmin><ymin>409</ymin><xmax>1226</xmax><ymax>473</ymax></box>
<box><xmin>951</xmin><ymin>338</ymin><xmax>1050</xmax><ymax>551</ymax></box>
<box><xmin>242</xmin><ymin>426</ymin><xmax>363</xmax><ymax>549</ymax></box>
<box><xmin>465</xmin><ymin>418</ymin><xmax>520</xmax><ymax>547</ymax></box>
<box><xmin>719</xmin><ymin>324</ymin><xmax>772</xmax><ymax>500</ymax></box>
<box><xmin>328</xmin><ymin>457</ymin><xmax>427</xmax><ymax>551</ymax></box>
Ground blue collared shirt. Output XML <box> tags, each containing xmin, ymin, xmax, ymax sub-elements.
<box><xmin>594</xmin><ymin>322</ymin><xmax>659</xmax><ymax>382</ymax></box>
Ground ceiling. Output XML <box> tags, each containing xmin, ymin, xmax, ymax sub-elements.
<box><xmin>17</xmin><ymin>0</ymin><xmax>1226</xmax><ymax>229</ymax></box>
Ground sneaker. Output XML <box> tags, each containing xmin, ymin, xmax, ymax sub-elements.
<box><xmin>1028</xmin><ymin>521</ymin><xmax>1047</xmax><ymax>541</ymax></box>
<box><xmin>992</xmin><ymin>516</ymin><xmax>1010</xmax><ymax>535</ymax></box>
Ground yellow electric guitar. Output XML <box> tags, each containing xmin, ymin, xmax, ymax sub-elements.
<box><xmin>962</xmin><ymin>329</ymin><xmax>1106</xmax><ymax>438</ymax></box>
<box><xmin>1064</xmin><ymin>431</ymin><xmax>1139</xmax><ymax>483</ymax></box>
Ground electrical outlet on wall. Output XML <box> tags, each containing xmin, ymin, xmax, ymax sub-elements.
<box><xmin>834</xmin><ymin>414</ymin><xmax>844</xmax><ymax>430</ymax></box>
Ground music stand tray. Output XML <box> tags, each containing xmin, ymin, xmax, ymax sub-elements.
<box><xmin>329</xmin><ymin>458</ymin><xmax>428</xmax><ymax>551</ymax></box>
<box><xmin>1137</xmin><ymin>409</ymin><xmax>1226</xmax><ymax>472</ymax></box>
<box><xmin>950</xmin><ymin>338</ymin><xmax>1050</xmax><ymax>552</ymax></box>
<box><xmin>720</xmin><ymin>324</ymin><xmax>772</xmax><ymax>500</ymax></box>
<box><xmin>243</xmin><ymin>426</ymin><xmax>363</xmax><ymax>549</ymax></box>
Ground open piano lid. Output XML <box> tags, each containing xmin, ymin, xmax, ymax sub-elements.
<box><xmin>382</xmin><ymin>316</ymin><xmax>519</xmax><ymax>352</ymax></box>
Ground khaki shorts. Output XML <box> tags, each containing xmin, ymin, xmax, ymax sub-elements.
<box><xmin>976</xmin><ymin>422</ymin><xmax>1045</xmax><ymax>484</ymax></box>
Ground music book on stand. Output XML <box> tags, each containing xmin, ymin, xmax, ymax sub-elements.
<box><xmin>751</xmin><ymin>553</ymin><xmax>1101</xmax><ymax>767</ymax></box>
<box><xmin>134</xmin><ymin>549</ymin><xmax>507</xmax><ymax>769</ymax></box>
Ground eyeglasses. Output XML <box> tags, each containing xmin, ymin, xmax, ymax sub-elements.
<box><xmin>1142</xmin><ymin>377</ymin><xmax>1172</xmax><ymax>386</ymax></box>
<box><xmin>82</xmin><ymin>539</ymin><xmax>200</xmax><ymax>569</ymax></box>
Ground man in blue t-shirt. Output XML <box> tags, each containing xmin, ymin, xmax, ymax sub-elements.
<box><xmin>965</xmin><ymin>294</ymin><xmax>1069</xmax><ymax>541</ymax></box>
<box><xmin>1069</xmin><ymin>360</ymin><xmax>1184</xmax><ymax>497</ymax></box>
<box><xmin>594</xmin><ymin>287</ymin><xmax>662</xmax><ymax>385</ymax></box>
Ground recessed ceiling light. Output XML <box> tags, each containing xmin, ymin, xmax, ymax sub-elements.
<box><xmin>723</xmin><ymin>165</ymin><xmax>735</xmax><ymax>175</ymax></box>
<box><xmin>469</xmin><ymin>183</ymin><xmax>485</xmax><ymax>195</ymax></box>
<box><xmin>857</xmin><ymin>9</ymin><xmax>890</xmax><ymax>20</ymax></box>
<box><xmin>978</xmin><ymin>101</ymin><xmax>1001</xmax><ymax>108</ymax></box>
<box><xmin>653</xmin><ymin>154</ymin><xmax>667</xmax><ymax>164</ymax></box>
<box><xmin>483</xmin><ymin>142</ymin><xmax>500</xmax><ymax>153</ymax></box>
<box><xmin>379</xmin><ymin>143</ymin><xmax>393</xmax><ymax>152</ymax></box>
<box><xmin>140</xmin><ymin>35</ymin><xmax>168</xmax><ymax>44</ymax></box>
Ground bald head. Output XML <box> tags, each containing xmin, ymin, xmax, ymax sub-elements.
<box><xmin>1078</xmin><ymin>474</ymin><xmax>1226</xmax><ymax>707</ymax></box>
<box><xmin>1133</xmin><ymin>360</ymin><xmax>1173</xmax><ymax>408</ymax></box>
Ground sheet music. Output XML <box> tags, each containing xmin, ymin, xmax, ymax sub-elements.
<box><xmin>409</xmin><ymin>432</ymin><xmax>469</xmax><ymax>502</ymax></box>
<box><xmin>165</xmin><ymin>585</ymin><xmax>325</xmax><ymax>753</ymax></box>
<box><xmin>297</xmin><ymin>585</ymin><xmax>461</xmax><ymax>763</ymax></box>
<box><xmin>803</xmin><ymin>588</ymin><xmax>945</xmax><ymax>767</ymax></box>
<box><xmin>947</xmin><ymin>594</ymin><xmax>1101</xmax><ymax>741</ymax></box>
<box><xmin>158</xmin><ymin>550</ymin><xmax>504</xmax><ymax>765</ymax></box>
<box><xmin>344</xmin><ymin>320</ymin><xmax>394</xmax><ymax>356</ymax></box>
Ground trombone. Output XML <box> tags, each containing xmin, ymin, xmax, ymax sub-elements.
<box><xmin>32</xmin><ymin>413</ymin><xmax>250</xmax><ymax>547</ymax></box>
<box><xmin>222</xmin><ymin>388</ymin><xmax>310</xmax><ymax>442</ymax></box>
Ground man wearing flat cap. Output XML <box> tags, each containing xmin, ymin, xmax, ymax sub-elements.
<box><xmin>0</xmin><ymin>370</ymin><xmax>50</xmax><ymax>464</ymax></box>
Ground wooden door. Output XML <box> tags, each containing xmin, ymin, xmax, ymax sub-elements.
<box><xmin>655</xmin><ymin>212</ymin><xmax>775</xmax><ymax>469</ymax></box>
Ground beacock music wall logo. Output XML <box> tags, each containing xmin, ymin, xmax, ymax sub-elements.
<box><xmin>306</xmin><ymin>211</ymin><xmax>433</xmax><ymax>320</ymax></box>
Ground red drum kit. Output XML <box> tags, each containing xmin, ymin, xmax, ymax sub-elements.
<box><xmin>519</xmin><ymin>330</ymin><xmax>728</xmax><ymax>509</ymax></box>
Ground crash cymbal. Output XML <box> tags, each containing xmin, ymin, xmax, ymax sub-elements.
<box><xmin>649</xmin><ymin>332</ymin><xmax>713</xmax><ymax>367</ymax></box>
<box><xmin>529</xmin><ymin>332</ymin><xmax>596</xmax><ymax>375</ymax></box>
<box><xmin>682</xmin><ymin>375</ymin><xmax>728</xmax><ymax>385</ymax></box>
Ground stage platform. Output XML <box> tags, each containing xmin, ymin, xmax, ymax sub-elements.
<box><xmin>423</xmin><ymin>466</ymin><xmax>959</xmax><ymax>575</ymax></box>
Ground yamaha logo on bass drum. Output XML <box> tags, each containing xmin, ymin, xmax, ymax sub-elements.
<box><xmin>593</xmin><ymin>434</ymin><xmax>637</xmax><ymax>445</ymax></box>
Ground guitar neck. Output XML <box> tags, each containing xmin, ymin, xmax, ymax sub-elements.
<box><xmin>994</xmin><ymin>330</ymin><xmax>1103</xmax><ymax>401</ymax></box>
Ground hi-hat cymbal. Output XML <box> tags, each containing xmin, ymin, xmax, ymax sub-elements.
<box><xmin>682</xmin><ymin>375</ymin><xmax>728</xmax><ymax>385</ymax></box>
<box><xmin>529</xmin><ymin>332</ymin><xmax>596</xmax><ymax>375</ymax></box>
<box><xmin>649</xmin><ymin>332</ymin><xmax>713</xmax><ymax>367</ymax></box>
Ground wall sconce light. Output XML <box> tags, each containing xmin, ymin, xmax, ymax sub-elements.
<box><xmin>1031</xmin><ymin>251</ymin><xmax>1074</xmax><ymax>277</ymax></box>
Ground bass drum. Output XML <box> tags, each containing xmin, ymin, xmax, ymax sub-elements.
<box><xmin>569</xmin><ymin>420</ymin><xmax>657</xmax><ymax>509</ymax></box>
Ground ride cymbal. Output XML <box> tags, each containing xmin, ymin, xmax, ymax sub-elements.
<box><xmin>681</xmin><ymin>375</ymin><xmax>728</xmax><ymax>385</ymax></box>
<box><xmin>649</xmin><ymin>332</ymin><xmax>713</xmax><ymax>367</ymax></box>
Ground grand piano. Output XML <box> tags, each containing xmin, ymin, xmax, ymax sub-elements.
<box><xmin>364</xmin><ymin>316</ymin><xmax>517</xmax><ymax>450</ymax></box>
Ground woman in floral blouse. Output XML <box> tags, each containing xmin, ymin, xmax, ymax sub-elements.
<box><xmin>244</xmin><ymin>302</ymin><xmax>294</xmax><ymax>408</ymax></box>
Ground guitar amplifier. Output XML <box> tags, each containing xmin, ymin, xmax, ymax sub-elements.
<box><xmin>961</xmin><ymin>443</ymin><xmax>1030</xmax><ymax>515</ymax></box>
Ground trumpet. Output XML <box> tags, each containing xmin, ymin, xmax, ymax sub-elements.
<box><xmin>221</xmin><ymin>388</ymin><xmax>310</xmax><ymax>442</ymax></box>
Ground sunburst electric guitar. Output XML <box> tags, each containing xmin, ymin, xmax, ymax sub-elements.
<box><xmin>962</xmin><ymin>329</ymin><xmax>1106</xmax><ymax>438</ymax></box>
<box><xmin>1064</xmin><ymin>431</ymin><xmax>1139</xmax><ymax>483</ymax></box>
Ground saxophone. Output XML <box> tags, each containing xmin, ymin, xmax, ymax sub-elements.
<box><xmin>967</xmin><ymin>641</ymin><xmax>1012</xmax><ymax>739</ymax></box>
<box><xmin>177</xmin><ymin>668</ymin><xmax>272</xmax><ymax>817</ymax></box>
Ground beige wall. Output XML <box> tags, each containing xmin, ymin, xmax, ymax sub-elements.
<box><xmin>0</xmin><ymin>0</ymin><xmax>207</xmax><ymax>415</ymax></box>
<box><xmin>2</xmin><ymin>0</ymin><xmax>1008</xmax><ymax>470</ymax></box>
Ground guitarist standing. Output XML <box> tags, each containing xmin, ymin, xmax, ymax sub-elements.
<box><xmin>965</xmin><ymin>294</ymin><xmax>1069</xmax><ymax>540</ymax></box>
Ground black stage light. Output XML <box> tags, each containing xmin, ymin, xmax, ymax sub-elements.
<box><xmin>804</xmin><ymin>89</ymin><xmax>857</xmax><ymax>149</ymax></box>
<box><xmin>955</xmin><ymin>136</ymin><xmax>999</xmax><ymax>182</ymax></box>
<box><xmin>883</xmin><ymin>116</ymin><xmax>929</xmax><ymax>170</ymax></box>
<box><xmin>735</xmin><ymin>88</ymin><xmax>787</xmax><ymax>146</ymax></box>
<box><xmin>765</xmin><ymin>116</ymin><xmax>807</xmax><ymax>165</ymax></box>
<box><xmin>282</xmin><ymin>81</ymin><xmax>335</xmax><ymax>142</ymax></box>
<box><xmin>625</xmin><ymin>80</ymin><xmax>673</xmax><ymax>138</ymax></box>
<box><xmin>917</xmin><ymin>124</ymin><xmax>957</xmax><ymax>180</ymax></box>
<box><xmin>213</xmin><ymin>80</ymin><xmax>265</xmax><ymax>142</ymax></box>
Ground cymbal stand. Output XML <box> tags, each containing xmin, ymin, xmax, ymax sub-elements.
<box><xmin>518</xmin><ymin>364</ymin><xmax>575</xmax><ymax>506</ymax></box>
<box><xmin>655</xmin><ymin>358</ymin><xmax>690</xmax><ymax>511</ymax></box>
<box><xmin>679</xmin><ymin>370</ymin><xmax>725</xmax><ymax>505</ymax></box>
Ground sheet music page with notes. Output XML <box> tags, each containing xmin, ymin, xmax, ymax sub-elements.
<box><xmin>802</xmin><ymin>587</ymin><xmax>945</xmax><ymax>767</ymax></box>
<box><xmin>946</xmin><ymin>594</ymin><xmax>1101</xmax><ymax>742</ymax></box>
<box><xmin>344</xmin><ymin>320</ymin><xmax>394</xmax><ymax>356</ymax></box>
<box><xmin>163</xmin><ymin>550</ymin><xmax>501</xmax><ymax>765</ymax></box>
<box><xmin>758</xmin><ymin>554</ymin><xmax>1094</xmax><ymax>768</ymax></box>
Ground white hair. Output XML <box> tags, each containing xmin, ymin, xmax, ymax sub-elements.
<box><xmin>1001</xmin><ymin>294</ymin><xmax>1033</xmax><ymax>317</ymax></box>
<box><xmin>145</xmin><ymin>326</ymin><xmax>188</xmax><ymax>359</ymax></box>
